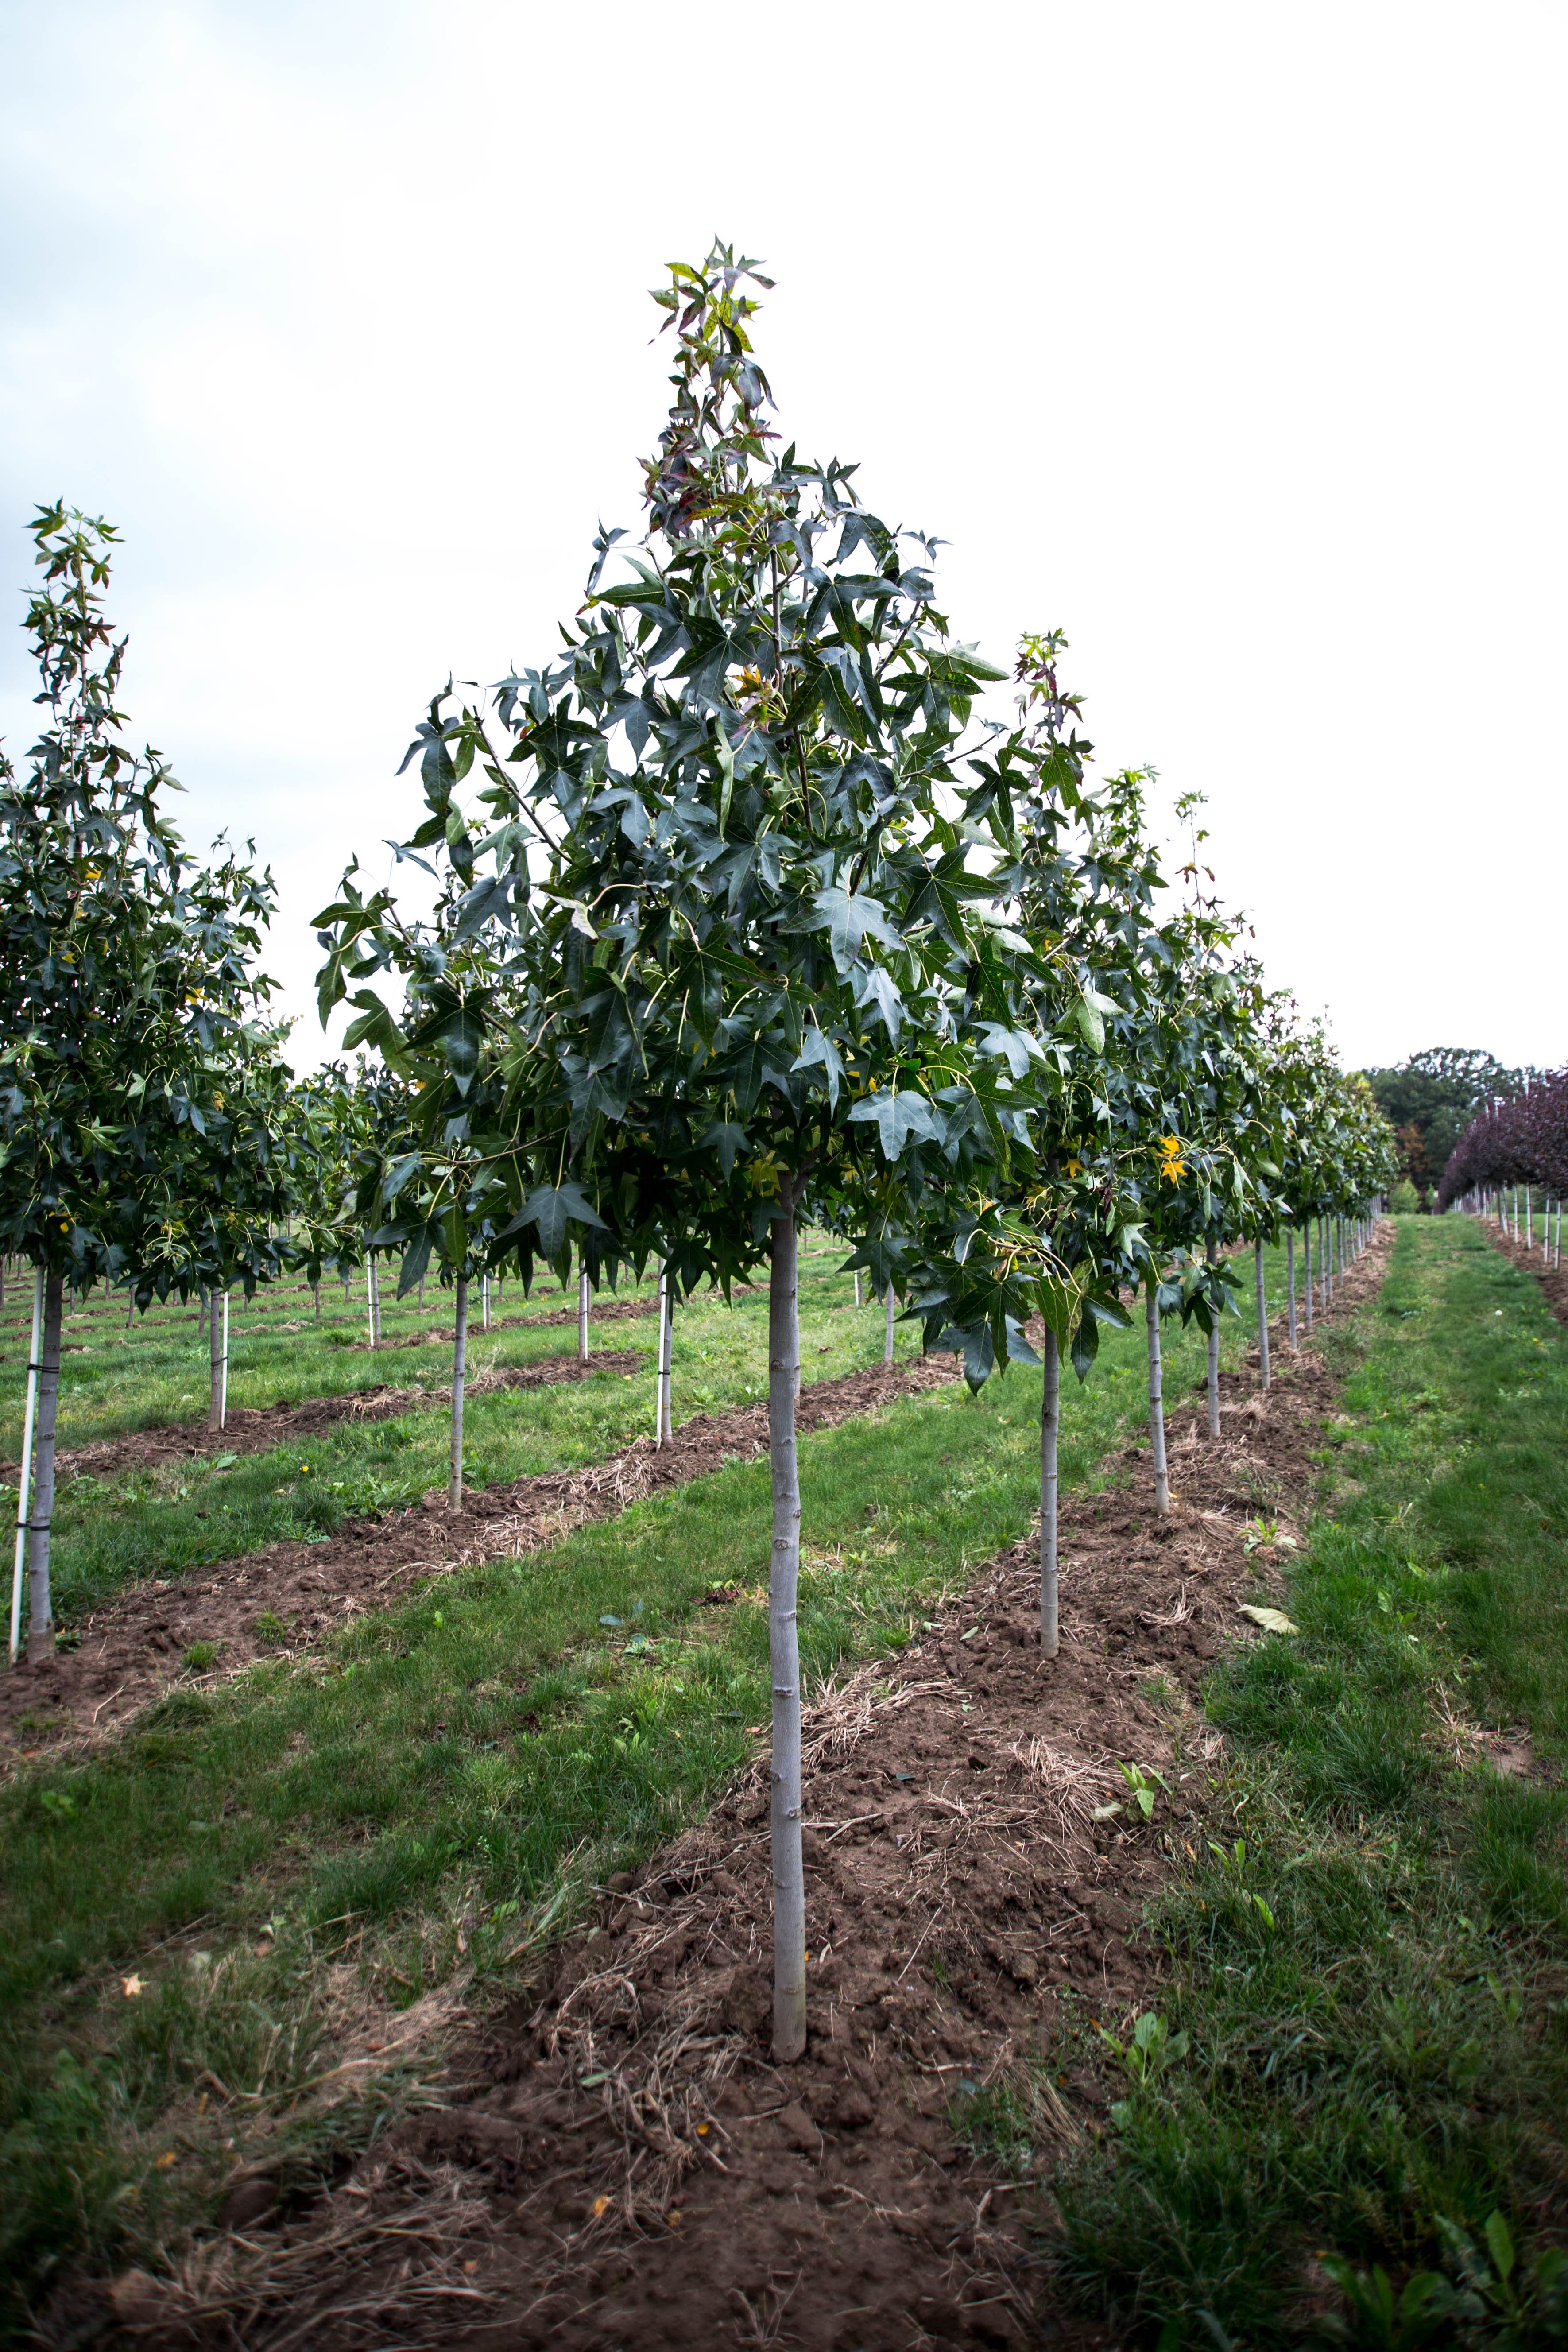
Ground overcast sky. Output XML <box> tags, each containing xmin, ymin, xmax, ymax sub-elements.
<box><xmin>1</xmin><ymin>0</ymin><xmax>1562</xmax><ymax>1077</ymax></box>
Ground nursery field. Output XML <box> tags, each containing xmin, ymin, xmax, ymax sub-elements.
<box><xmin>2</xmin><ymin>1218</ymin><xmax>1565</xmax><ymax>2348</ymax></box>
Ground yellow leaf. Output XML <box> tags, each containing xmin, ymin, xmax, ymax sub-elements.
<box><xmin>121</xmin><ymin>1974</ymin><xmax>144</xmax><ymax>1997</ymax></box>
<box><xmin>592</xmin><ymin>2194</ymin><xmax>610</xmax><ymax>2218</ymax></box>
<box><xmin>153</xmin><ymin>2151</ymin><xmax>177</xmax><ymax>2170</ymax></box>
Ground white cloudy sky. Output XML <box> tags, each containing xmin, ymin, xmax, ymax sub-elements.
<box><xmin>1</xmin><ymin>0</ymin><xmax>1562</xmax><ymax>1075</ymax></box>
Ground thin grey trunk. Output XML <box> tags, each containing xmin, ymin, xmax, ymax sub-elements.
<box><xmin>1205</xmin><ymin>1238</ymin><xmax>1221</xmax><ymax>1436</ymax></box>
<box><xmin>365</xmin><ymin>1257</ymin><xmax>376</xmax><ymax>1347</ymax></box>
<box><xmin>1527</xmin><ymin>1190</ymin><xmax>1533</xmax><ymax>1249</ymax></box>
<box><xmin>25</xmin><ymin>1272</ymin><xmax>63</xmax><ymax>1666</ymax></box>
<box><xmin>1286</xmin><ymin>1229</ymin><xmax>1297</xmax><ymax>1348</ymax></box>
<box><xmin>449</xmin><ymin>1276</ymin><xmax>468</xmax><ymax>1510</ymax></box>
<box><xmin>481</xmin><ymin>1274</ymin><xmax>491</xmax><ymax>1332</ymax></box>
<box><xmin>9</xmin><ymin>1267</ymin><xmax>43</xmax><ymax>1666</ymax></box>
<box><xmin>853</xmin><ymin>1268</ymin><xmax>863</xmax><ymax>1311</ymax></box>
<box><xmin>127</xmin><ymin>1283</ymin><xmax>135</xmax><ymax>1327</ymax></box>
<box><xmin>659</xmin><ymin>1274</ymin><xmax>674</xmax><ymax>1443</ymax></box>
<box><xmin>1303</xmin><ymin>1219</ymin><xmax>1314</xmax><ymax>1330</ymax></box>
<box><xmin>314</xmin><ymin>1281</ymin><xmax>321</xmax><ymax>1327</ymax></box>
<box><xmin>767</xmin><ymin>1197</ymin><xmax>806</xmax><ymax>2062</ymax></box>
<box><xmin>883</xmin><ymin>1281</ymin><xmax>895</xmax><ymax>1366</ymax></box>
<box><xmin>1146</xmin><ymin>1282</ymin><xmax>1169</xmax><ymax>1515</ymax></box>
<box><xmin>209</xmin><ymin>1286</ymin><xmax>226</xmax><ymax>1431</ymax></box>
<box><xmin>1255</xmin><ymin>1239</ymin><xmax>1271</xmax><ymax>1391</ymax></box>
<box><xmin>578</xmin><ymin>1267</ymin><xmax>590</xmax><ymax>1364</ymax></box>
<box><xmin>1040</xmin><ymin>1325</ymin><xmax>1060</xmax><ymax>1657</ymax></box>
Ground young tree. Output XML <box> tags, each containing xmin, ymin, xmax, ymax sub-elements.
<box><xmin>0</xmin><ymin>507</ymin><xmax>279</xmax><ymax>1662</ymax></box>
<box><xmin>316</xmin><ymin>245</ymin><xmax>1049</xmax><ymax>2059</ymax></box>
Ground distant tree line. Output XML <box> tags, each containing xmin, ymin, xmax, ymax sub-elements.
<box><xmin>1363</xmin><ymin>1048</ymin><xmax>1538</xmax><ymax>1205</ymax></box>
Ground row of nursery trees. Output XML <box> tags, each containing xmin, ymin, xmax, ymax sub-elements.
<box><xmin>1437</xmin><ymin>1071</ymin><xmax>1568</xmax><ymax>1268</ymax></box>
<box><xmin>0</xmin><ymin>246</ymin><xmax>1397</xmax><ymax>2060</ymax></box>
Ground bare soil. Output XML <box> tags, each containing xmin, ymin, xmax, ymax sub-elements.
<box><xmin>0</xmin><ymin>1359</ymin><xmax>961</xmax><ymax>1760</ymax></box>
<box><xmin>92</xmin><ymin>1231</ymin><xmax>1395</xmax><ymax>2351</ymax></box>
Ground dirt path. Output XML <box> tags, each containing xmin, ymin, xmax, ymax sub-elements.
<box><xmin>95</xmin><ymin>1233</ymin><xmax>1397</xmax><ymax>2351</ymax></box>
<box><xmin>30</xmin><ymin>1347</ymin><xmax>646</xmax><ymax>1488</ymax></box>
<box><xmin>0</xmin><ymin>1358</ymin><xmax>962</xmax><ymax>1758</ymax></box>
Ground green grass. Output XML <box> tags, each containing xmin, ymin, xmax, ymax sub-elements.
<box><xmin>8</xmin><ymin>1250</ymin><xmax>903</xmax><ymax>1623</ymax></box>
<box><xmin>0</xmin><ymin>1231</ymin><xmax>1315</xmax><ymax>2329</ymax></box>
<box><xmin>1032</xmin><ymin>1217</ymin><xmax>1568</xmax><ymax>2348</ymax></box>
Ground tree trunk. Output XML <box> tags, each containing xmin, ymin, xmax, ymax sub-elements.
<box><xmin>1205</xmin><ymin>1238</ymin><xmax>1221</xmax><ymax>1437</ymax></box>
<box><xmin>209</xmin><ymin>1286</ymin><xmax>227</xmax><ymax>1431</ymax></box>
<box><xmin>767</xmin><ymin>1196</ymin><xmax>806</xmax><ymax>2062</ymax></box>
<box><xmin>25</xmin><ymin>1272</ymin><xmax>63</xmax><ymax>1666</ymax></box>
<box><xmin>482</xmin><ymin>1274</ymin><xmax>491</xmax><ymax>1332</ymax></box>
<box><xmin>365</xmin><ymin>1258</ymin><xmax>376</xmax><ymax>1347</ymax></box>
<box><xmin>660</xmin><ymin>1276</ymin><xmax>674</xmax><ymax>1443</ymax></box>
<box><xmin>1303</xmin><ymin>1219</ymin><xmax>1313</xmax><ymax>1331</ymax></box>
<box><xmin>449</xmin><ymin>1276</ymin><xmax>468</xmax><ymax>1511</ymax></box>
<box><xmin>1254</xmin><ymin>1239</ymin><xmax>1270</xmax><ymax>1391</ymax></box>
<box><xmin>578</xmin><ymin>1267</ymin><xmax>590</xmax><ymax>1364</ymax></box>
<box><xmin>10</xmin><ymin>1267</ymin><xmax>43</xmax><ymax>1666</ymax></box>
<box><xmin>1146</xmin><ymin>1282</ymin><xmax>1169</xmax><ymax>1515</ymax></box>
<box><xmin>127</xmin><ymin>1283</ymin><xmax>135</xmax><ymax>1327</ymax></box>
<box><xmin>1039</xmin><ymin>1324</ymin><xmax>1060</xmax><ymax>1657</ymax></box>
<box><xmin>1287</xmin><ymin>1229</ymin><xmax>1297</xmax><ymax>1348</ymax></box>
<box><xmin>854</xmin><ymin>1268</ymin><xmax>863</xmax><ymax>1311</ymax></box>
<box><xmin>883</xmin><ymin>1282</ymin><xmax>895</xmax><ymax>1366</ymax></box>
<box><xmin>314</xmin><ymin>1281</ymin><xmax>321</xmax><ymax>1327</ymax></box>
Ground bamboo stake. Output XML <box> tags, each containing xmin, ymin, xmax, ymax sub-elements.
<box><xmin>9</xmin><ymin>1268</ymin><xmax>43</xmax><ymax>1666</ymax></box>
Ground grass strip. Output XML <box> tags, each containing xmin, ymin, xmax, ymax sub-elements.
<box><xmin>1030</xmin><ymin>1217</ymin><xmax>1568</xmax><ymax>2346</ymax></box>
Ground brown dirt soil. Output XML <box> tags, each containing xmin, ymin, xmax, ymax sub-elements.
<box><xmin>1483</xmin><ymin>1215</ymin><xmax>1568</xmax><ymax>1325</ymax></box>
<box><xmin>25</xmin><ymin>1345</ymin><xmax>648</xmax><ymax>1488</ymax></box>
<box><xmin>95</xmin><ymin>1232</ymin><xmax>1394</xmax><ymax>2352</ymax></box>
<box><xmin>0</xmin><ymin>1359</ymin><xmax>961</xmax><ymax>1761</ymax></box>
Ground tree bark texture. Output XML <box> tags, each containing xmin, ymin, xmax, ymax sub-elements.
<box><xmin>1255</xmin><ymin>1240</ymin><xmax>1271</xmax><ymax>1391</ymax></box>
<box><xmin>1146</xmin><ymin>1282</ymin><xmax>1169</xmax><ymax>1515</ymax></box>
<box><xmin>449</xmin><ymin>1276</ymin><xmax>468</xmax><ymax>1511</ymax></box>
<box><xmin>657</xmin><ymin>1267</ymin><xmax>674</xmax><ymax>1445</ymax></box>
<box><xmin>10</xmin><ymin>1267</ymin><xmax>42</xmax><ymax>1666</ymax></box>
<box><xmin>1205</xmin><ymin>1238</ymin><xmax>1221</xmax><ymax>1437</ymax></box>
<box><xmin>25</xmin><ymin>1272</ymin><xmax>63</xmax><ymax>1665</ymax></box>
<box><xmin>1303</xmin><ymin>1220</ymin><xmax>1313</xmax><ymax>1330</ymax></box>
<box><xmin>768</xmin><ymin>1197</ymin><xmax>806</xmax><ymax>2062</ymax></box>
<box><xmin>1039</xmin><ymin>1325</ymin><xmax>1060</xmax><ymax>1657</ymax></box>
<box><xmin>209</xmin><ymin>1287</ymin><xmax>226</xmax><ymax>1432</ymax></box>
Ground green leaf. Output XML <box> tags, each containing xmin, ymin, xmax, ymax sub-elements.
<box><xmin>846</xmin><ymin>1088</ymin><xmax>941</xmax><ymax>1159</ymax></box>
